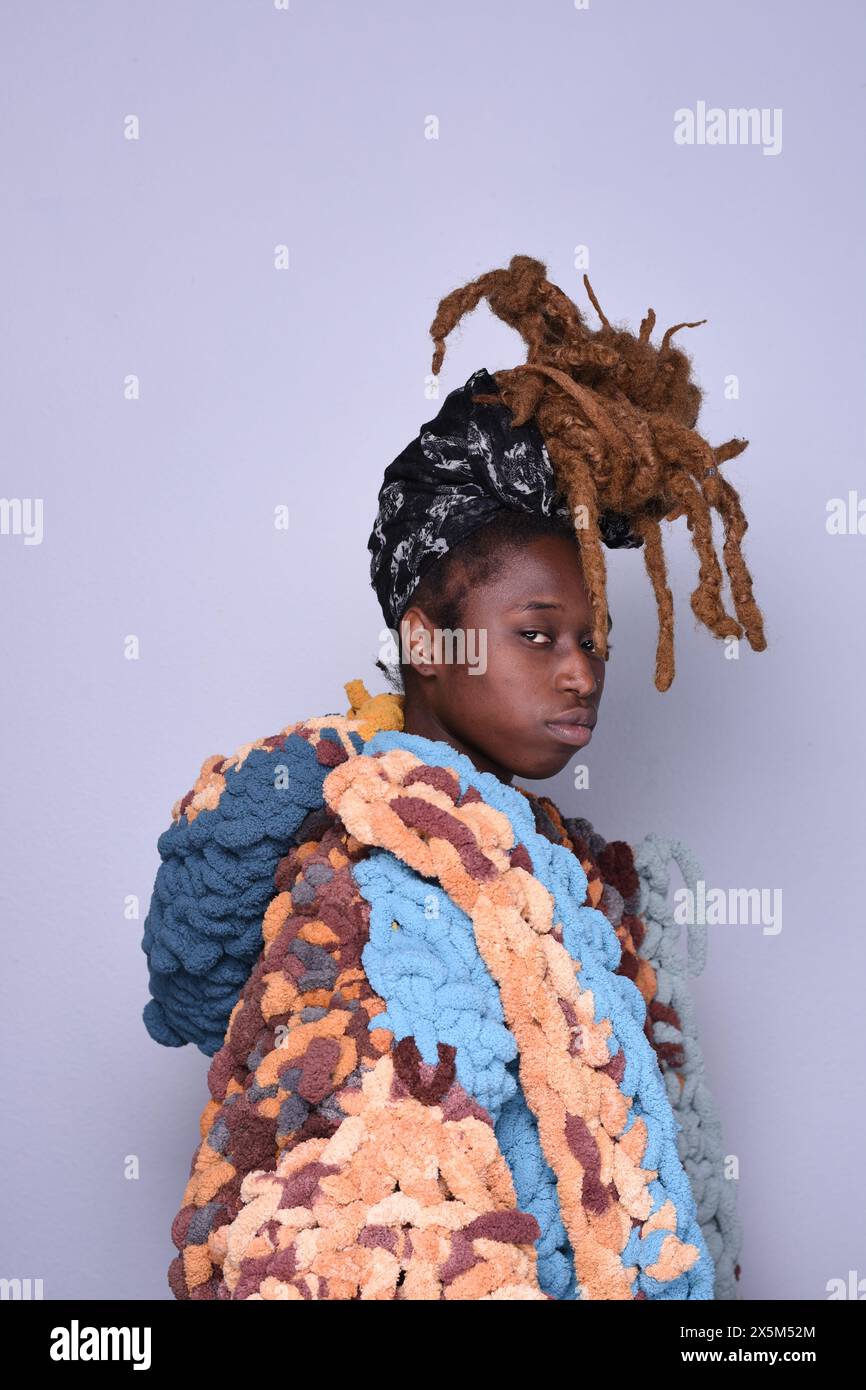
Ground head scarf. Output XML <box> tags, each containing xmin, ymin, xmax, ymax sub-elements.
<box><xmin>368</xmin><ymin>368</ymin><xmax>642</xmax><ymax>631</ymax></box>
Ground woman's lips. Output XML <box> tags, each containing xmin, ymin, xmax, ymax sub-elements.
<box><xmin>544</xmin><ymin>720</ymin><xmax>594</xmax><ymax>747</ymax></box>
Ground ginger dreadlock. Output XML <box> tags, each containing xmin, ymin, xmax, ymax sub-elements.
<box><xmin>428</xmin><ymin>254</ymin><xmax>767</xmax><ymax>692</ymax></box>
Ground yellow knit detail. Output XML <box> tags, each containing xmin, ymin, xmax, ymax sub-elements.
<box><xmin>343</xmin><ymin>678</ymin><xmax>405</xmax><ymax>739</ymax></box>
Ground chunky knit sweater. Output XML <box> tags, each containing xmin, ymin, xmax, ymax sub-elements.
<box><xmin>142</xmin><ymin>680</ymin><xmax>741</xmax><ymax>1301</ymax></box>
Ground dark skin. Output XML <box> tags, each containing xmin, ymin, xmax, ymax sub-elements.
<box><xmin>399</xmin><ymin>533</ymin><xmax>611</xmax><ymax>784</ymax></box>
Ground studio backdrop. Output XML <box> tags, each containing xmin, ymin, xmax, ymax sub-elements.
<box><xmin>1</xmin><ymin>0</ymin><xmax>864</xmax><ymax>1305</ymax></box>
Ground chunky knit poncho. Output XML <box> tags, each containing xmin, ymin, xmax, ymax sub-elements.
<box><xmin>142</xmin><ymin>680</ymin><xmax>742</xmax><ymax>1301</ymax></box>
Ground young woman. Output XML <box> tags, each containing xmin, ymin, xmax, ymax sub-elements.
<box><xmin>144</xmin><ymin>256</ymin><xmax>767</xmax><ymax>1300</ymax></box>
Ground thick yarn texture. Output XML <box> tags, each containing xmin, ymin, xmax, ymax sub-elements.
<box><xmin>144</xmin><ymin>680</ymin><xmax>741</xmax><ymax>1300</ymax></box>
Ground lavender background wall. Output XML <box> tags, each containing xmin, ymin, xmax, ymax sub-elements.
<box><xmin>2</xmin><ymin>0</ymin><xmax>863</xmax><ymax>1300</ymax></box>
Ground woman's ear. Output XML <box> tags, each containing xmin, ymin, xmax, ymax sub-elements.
<box><xmin>399</xmin><ymin>607</ymin><xmax>437</xmax><ymax>678</ymax></box>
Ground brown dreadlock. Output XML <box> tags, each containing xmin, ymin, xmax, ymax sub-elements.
<box><xmin>428</xmin><ymin>254</ymin><xmax>768</xmax><ymax>692</ymax></box>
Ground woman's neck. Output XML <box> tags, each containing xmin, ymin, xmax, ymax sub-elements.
<box><xmin>401</xmin><ymin>692</ymin><xmax>515</xmax><ymax>784</ymax></box>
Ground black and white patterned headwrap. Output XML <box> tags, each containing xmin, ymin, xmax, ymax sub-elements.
<box><xmin>368</xmin><ymin>367</ymin><xmax>643</xmax><ymax>630</ymax></box>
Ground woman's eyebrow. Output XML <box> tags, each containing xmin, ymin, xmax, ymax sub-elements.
<box><xmin>509</xmin><ymin>600</ymin><xmax>562</xmax><ymax>613</ymax></box>
<box><xmin>508</xmin><ymin>599</ymin><xmax>614</xmax><ymax>631</ymax></box>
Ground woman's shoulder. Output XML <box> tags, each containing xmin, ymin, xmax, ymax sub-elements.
<box><xmin>516</xmin><ymin>788</ymin><xmax>643</xmax><ymax>910</ymax></box>
<box><xmin>167</xmin><ymin>681</ymin><xmax>405</xmax><ymax>828</ymax></box>
<box><xmin>142</xmin><ymin>681</ymin><xmax>408</xmax><ymax>1056</ymax></box>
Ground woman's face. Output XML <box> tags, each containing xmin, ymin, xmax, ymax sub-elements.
<box><xmin>399</xmin><ymin>533</ymin><xmax>610</xmax><ymax>782</ymax></box>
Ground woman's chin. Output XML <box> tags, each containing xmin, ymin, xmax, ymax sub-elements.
<box><xmin>509</xmin><ymin>749</ymin><xmax>576</xmax><ymax>783</ymax></box>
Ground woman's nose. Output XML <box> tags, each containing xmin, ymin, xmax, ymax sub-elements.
<box><xmin>555</xmin><ymin>649</ymin><xmax>599</xmax><ymax>698</ymax></box>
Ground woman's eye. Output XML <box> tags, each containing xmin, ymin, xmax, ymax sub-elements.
<box><xmin>582</xmin><ymin>638</ymin><xmax>614</xmax><ymax>655</ymax></box>
<box><xmin>519</xmin><ymin>631</ymin><xmax>614</xmax><ymax>655</ymax></box>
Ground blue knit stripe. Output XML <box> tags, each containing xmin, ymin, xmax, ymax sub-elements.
<box><xmin>142</xmin><ymin>731</ymin><xmax>331</xmax><ymax>1056</ymax></box>
<box><xmin>355</xmin><ymin>730</ymin><xmax>714</xmax><ymax>1299</ymax></box>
